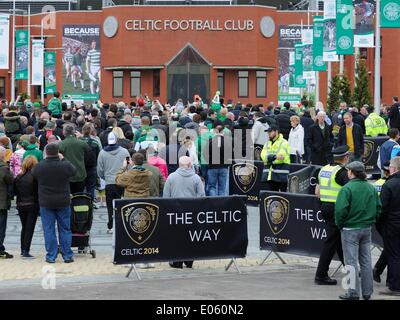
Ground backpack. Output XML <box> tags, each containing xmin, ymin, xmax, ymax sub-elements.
<box><xmin>82</xmin><ymin>137</ymin><xmax>100</xmax><ymax>168</ymax></box>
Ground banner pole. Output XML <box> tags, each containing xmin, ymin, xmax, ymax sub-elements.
<box><xmin>225</xmin><ymin>258</ymin><xmax>241</xmax><ymax>274</ymax></box>
<box><xmin>27</xmin><ymin>4</ymin><xmax>30</xmax><ymax>98</ymax></box>
<box><xmin>11</xmin><ymin>0</ymin><xmax>16</xmax><ymax>103</ymax></box>
<box><xmin>126</xmin><ymin>264</ymin><xmax>142</xmax><ymax>280</ymax></box>
<box><xmin>374</xmin><ymin>0</ymin><xmax>381</xmax><ymax>114</ymax></box>
<box><xmin>327</xmin><ymin>62</ymin><xmax>332</xmax><ymax>95</ymax></box>
<box><xmin>40</xmin><ymin>19</ymin><xmax>44</xmax><ymax>104</ymax></box>
<box><xmin>339</xmin><ymin>54</ymin><xmax>344</xmax><ymax>78</ymax></box>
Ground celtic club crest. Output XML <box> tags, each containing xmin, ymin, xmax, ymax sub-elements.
<box><xmin>314</xmin><ymin>56</ymin><xmax>324</xmax><ymax>67</ymax></box>
<box><xmin>296</xmin><ymin>75</ymin><xmax>304</xmax><ymax>84</ymax></box>
<box><xmin>232</xmin><ymin>163</ymin><xmax>258</xmax><ymax>193</ymax></box>
<box><xmin>338</xmin><ymin>36</ymin><xmax>352</xmax><ymax>50</ymax></box>
<box><xmin>383</xmin><ymin>2</ymin><xmax>400</xmax><ymax>21</ymax></box>
<box><xmin>121</xmin><ymin>202</ymin><xmax>159</xmax><ymax>245</ymax></box>
<box><xmin>264</xmin><ymin>196</ymin><xmax>290</xmax><ymax>235</ymax></box>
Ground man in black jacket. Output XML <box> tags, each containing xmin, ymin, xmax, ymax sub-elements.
<box><xmin>351</xmin><ymin>106</ymin><xmax>366</xmax><ymax>135</ymax></box>
<box><xmin>379</xmin><ymin>157</ymin><xmax>400</xmax><ymax>296</ymax></box>
<box><xmin>337</xmin><ymin>112</ymin><xmax>364</xmax><ymax>162</ymax></box>
<box><xmin>309</xmin><ymin>111</ymin><xmax>334</xmax><ymax>165</ymax></box>
<box><xmin>32</xmin><ymin>143</ymin><xmax>77</xmax><ymax>263</ymax></box>
<box><xmin>275</xmin><ymin>102</ymin><xmax>293</xmax><ymax>140</ymax></box>
<box><xmin>388</xmin><ymin>96</ymin><xmax>400</xmax><ymax>130</ymax></box>
<box><xmin>300</xmin><ymin>110</ymin><xmax>315</xmax><ymax>163</ymax></box>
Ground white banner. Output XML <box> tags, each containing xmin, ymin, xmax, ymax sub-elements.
<box><xmin>302</xmin><ymin>29</ymin><xmax>313</xmax><ymax>45</ymax></box>
<box><xmin>324</xmin><ymin>0</ymin><xmax>337</xmax><ymax>19</ymax></box>
<box><xmin>31</xmin><ymin>40</ymin><xmax>44</xmax><ymax>86</ymax></box>
<box><xmin>0</xmin><ymin>14</ymin><xmax>10</xmax><ymax>70</ymax></box>
<box><xmin>323</xmin><ymin>0</ymin><xmax>339</xmax><ymax>62</ymax></box>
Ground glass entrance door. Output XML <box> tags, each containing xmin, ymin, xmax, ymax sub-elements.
<box><xmin>167</xmin><ymin>45</ymin><xmax>210</xmax><ymax>105</ymax></box>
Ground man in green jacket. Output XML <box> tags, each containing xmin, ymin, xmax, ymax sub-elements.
<box><xmin>22</xmin><ymin>135</ymin><xmax>43</xmax><ymax>162</ymax></box>
<box><xmin>59</xmin><ymin>124</ymin><xmax>89</xmax><ymax>194</ymax></box>
<box><xmin>335</xmin><ymin>161</ymin><xmax>381</xmax><ymax>301</ymax></box>
<box><xmin>47</xmin><ymin>92</ymin><xmax>62</xmax><ymax>118</ymax></box>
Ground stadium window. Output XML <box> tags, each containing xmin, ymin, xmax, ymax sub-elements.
<box><xmin>256</xmin><ymin>71</ymin><xmax>267</xmax><ymax>97</ymax></box>
<box><xmin>217</xmin><ymin>71</ymin><xmax>224</xmax><ymax>97</ymax></box>
<box><xmin>130</xmin><ymin>71</ymin><xmax>141</xmax><ymax>97</ymax></box>
<box><xmin>153</xmin><ymin>70</ymin><xmax>160</xmax><ymax>97</ymax></box>
<box><xmin>360</xmin><ymin>48</ymin><xmax>368</xmax><ymax>59</ymax></box>
<box><xmin>0</xmin><ymin>78</ymin><xmax>5</xmax><ymax>99</ymax></box>
<box><xmin>238</xmin><ymin>71</ymin><xmax>248</xmax><ymax>98</ymax></box>
<box><xmin>113</xmin><ymin>71</ymin><xmax>123</xmax><ymax>97</ymax></box>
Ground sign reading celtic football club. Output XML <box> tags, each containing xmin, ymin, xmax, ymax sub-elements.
<box><xmin>381</xmin><ymin>0</ymin><xmax>400</xmax><ymax>28</ymax></box>
<box><xmin>336</xmin><ymin>0</ymin><xmax>354</xmax><ymax>55</ymax></box>
<box><xmin>312</xmin><ymin>16</ymin><xmax>326</xmax><ymax>71</ymax></box>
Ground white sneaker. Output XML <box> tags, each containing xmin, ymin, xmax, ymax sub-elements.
<box><xmin>93</xmin><ymin>202</ymin><xmax>100</xmax><ymax>210</ymax></box>
<box><xmin>107</xmin><ymin>229</ymin><xmax>113</xmax><ymax>234</ymax></box>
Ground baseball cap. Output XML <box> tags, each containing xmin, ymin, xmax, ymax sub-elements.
<box><xmin>346</xmin><ymin>161</ymin><xmax>365</xmax><ymax>173</ymax></box>
<box><xmin>267</xmin><ymin>124</ymin><xmax>279</xmax><ymax>132</ymax></box>
<box><xmin>107</xmin><ymin>132</ymin><xmax>117</xmax><ymax>145</ymax></box>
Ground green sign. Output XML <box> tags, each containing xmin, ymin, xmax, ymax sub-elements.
<box><xmin>313</xmin><ymin>17</ymin><xmax>326</xmax><ymax>71</ymax></box>
<box><xmin>336</xmin><ymin>0</ymin><xmax>354</xmax><ymax>55</ymax></box>
<box><xmin>45</xmin><ymin>52</ymin><xmax>56</xmax><ymax>94</ymax></box>
<box><xmin>15</xmin><ymin>30</ymin><xmax>28</xmax><ymax>80</ymax></box>
<box><xmin>294</xmin><ymin>43</ymin><xmax>306</xmax><ymax>88</ymax></box>
<box><xmin>381</xmin><ymin>0</ymin><xmax>400</xmax><ymax>28</ymax></box>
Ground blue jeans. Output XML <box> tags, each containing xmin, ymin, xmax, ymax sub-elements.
<box><xmin>207</xmin><ymin>167</ymin><xmax>229</xmax><ymax>196</ymax></box>
<box><xmin>341</xmin><ymin>228</ymin><xmax>373</xmax><ymax>297</ymax></box>
<box><xmin>0</xmin><ymin>209</ymin><xmax>7</xmax><ymax>252</ymax></box>
<box><xmin>40</xmin><ymin>207</ymin><xmax>73</xmax><ymax>262</ymax></box>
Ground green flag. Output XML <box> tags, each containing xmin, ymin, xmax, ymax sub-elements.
<box><xmin>45</xmin><ymin>52</ymin><xmax>56</xmax><ymax>94</ymax></box>
<box><xmin>15</xmin><ymin>30</ymin><xmax>29</xmax><ymax>80</ymax></box>
<box><xmin>294</xmin><ymin>43</ymin><xmax>306</xmax><ymax>88</ymax></box>
<box><xmin>313</xmin><ymin>17</ymin><xmax>326</xmax><ymax>71</ymax></box>
<box><xmin>336</xmin><ymin>0</ymin><xmax>354</xmax><ymax>55</ymax></box>
<box><xmin>381</xmin><ymin>0</ymin><xmax>400</xmax><ymax>28</ymax></box>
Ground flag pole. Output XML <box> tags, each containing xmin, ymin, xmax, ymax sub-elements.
<box><xmin>27</xmin><ymin>4</ymin><xmax>30</xmax><ymax>99</ymax></box>
<box><xmin>374</xmin><ymin>0</ymin><xmax>381</xmax><ymax>114</ymax></box>
<box><xmin>11</xmin><ymin>0</ymin><xmax>15</xmax><ymax>103</ymax></box>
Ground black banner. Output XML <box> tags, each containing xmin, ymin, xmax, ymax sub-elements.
<box><xmin>287</xmin><ymin>165</ymin><xmax>322</xmax><ymax>195</ymax></box>
<box><xmin>259</xmin><ymin>191</ymin><xmax>383</xmax><ymax>257</ymax></box>
<box><xmin>114</xmin><ymin>196</ymin><xmax>248</xmax><ymax>265</ymax></box>
<box><xmin>229</xmin><ymin>160</ymin><xmax>264</xmax><ymax>206</ymax></box>
<box><xmin>363</xmin><ymin>136</ymin><xmax>388</xmax><ymax>174</ymax></box>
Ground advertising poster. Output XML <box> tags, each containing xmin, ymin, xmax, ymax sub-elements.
<box><xmin>15</xmin><ymin>30</ymin><xmax>29</xmax><ymax>80</ymax></box>
<box><xmin>31</xmin><ymin>40</ymin><xmax>44</xmax><ymax>86</ymax></box>
<box><xmin>354</xmin><ymin>0</ymin><xmax>375</xmax><ymax>47</ymax></box>
<box><xmin>323</xmin><ymin>0</ymin><xmax>339</xmax><ymax>61</ymax></box>
<box><xmin>294</xmin><ymin>43</ymin><xmax>306</xmax><ymax>88</ymax></box>
<box><xmin>278</xmin><ymin>25</ymin><xmax>302</xmax><ymax>105</ymax></box>
<box><xmin>312</xmin><ymin>16</ymin><xmax>326</xmax><ymax>71</ymax></box>
<box><xmin>336</xmin><ymin>0</ymin><xmax>355</xmax><ymax>55</ymax></box>
<box><xmin>0</xmin><ymin>14</ymin><xmax>10</xmax><ymax>70</ymax></box>
<box><xmin>302</xmin><ymin>29</ymin><xmax>314</xmax><ymax>80</ymax></box>
<box><xmin>62</xmin><ymin>25</ymin><xmax>101</xmax><ymax>100</ymax></box>
<box><xmin>45</xmin><ymin>52</ymin><xmax>56</xmax><ymax>94</ymax></box>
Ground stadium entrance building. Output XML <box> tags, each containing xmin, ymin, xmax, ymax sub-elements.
<box><xmin>0</xmin><ymin>5</ymin><xmax>399</xmax><ymax>105</ymax></box>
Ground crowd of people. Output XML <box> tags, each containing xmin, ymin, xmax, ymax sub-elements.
<box><xmin>0</xmin><ymin>91</ymin><xmax>399</xmax><ymax>298</ymax></box>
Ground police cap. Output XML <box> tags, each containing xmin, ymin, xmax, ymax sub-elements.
<box><xmin>332</xmin><ymin>145</ymin><xmax>349</xmax><ymax>158</ymax></box>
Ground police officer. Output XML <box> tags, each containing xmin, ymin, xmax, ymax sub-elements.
<box><xmin>373</xmin><ymin>161</ymin><xmax>390</xmax><ymax>195</ymax></box>
<box><xmin>260</xmin><ymin>124</ymin><xmax>291</xmax><ymax>192</ymax></box>
<box><xmin>365</xmin><ymin>106</ymin><xmax>388</xmax><ymax>137</ymax></box>
<box><xmin>373</xmin><ymin>161</ymin><xmax>390</xmax><ymax>284</ymax></box>
<box><xmin>314</xmin><ymin>145</ymin><xmax>350</xmax><ymax>285</ymax></box>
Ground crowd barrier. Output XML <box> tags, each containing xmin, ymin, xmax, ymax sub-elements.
<box><xmin>259</xmin><ymin>191</ymin><xmax>383</xmax><ymax>260</ymax></box>
<box><xmin>113</xmin><ymin>196</ymin><xmax>248</xmax><ymax>278</ymax></box>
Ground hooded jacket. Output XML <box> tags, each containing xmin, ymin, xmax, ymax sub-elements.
<box><xmin>97</xmin><ymin>145</ymin><xmax>130</xmax><ymax>185</ymax></box>
<box><xmin>163</xmin><ymin>167</ymin><xmax>205</xmax><ymax>198</ymax></box>
<box><xmin>115</xmin><ymin>166</ymin><xmax>152</xmax><ymax>198</ymax></box>
<box><xmin>23</xmin><ymin>144</ymin><xmax>43</xmax><ymax>162</ymax></box>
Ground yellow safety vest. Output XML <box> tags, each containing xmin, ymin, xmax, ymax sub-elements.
<box><xmin>365</xmin><ymin>113</ymin><xmax>388</xmax><ymax>137</ymax></box>
<box><xmin>261</xmin><ymin>134</ymin><xmax>291</xmax><ymax>181</ymax></box>
<box><xmin>373</xmin><ymin>178</ymin><xmax>386</xmax><ymax>195</ymax></box>
<box><xmin>318</xmin><ymin>165</ymin><xmax>343</xmax><ymax>203</ymax></box>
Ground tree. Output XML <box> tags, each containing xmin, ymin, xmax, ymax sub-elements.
<box><xmin>327</xmin><ymin>75</ymin><xmax>341</xmax><ymax>114</ymax></box>
<box><xmin>353</xmin><ymin>60</ymin><xmax>372</xmax><ymax>108</ymax></box>
<box><xmin>340</xmin><ymin>76</ymin><xmax>352</xmax><ymax>106</ymax></box>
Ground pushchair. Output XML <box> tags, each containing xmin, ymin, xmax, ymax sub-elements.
<box><xmin>70</xmin><ymin>193</ymin><xmax>96</xmax><ymax>258</ymax></box>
